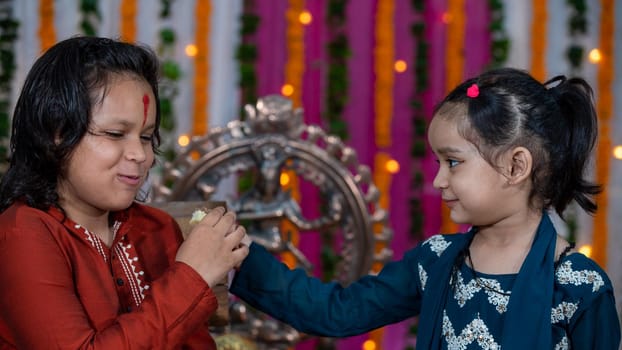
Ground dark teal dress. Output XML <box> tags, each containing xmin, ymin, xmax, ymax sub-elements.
<box><xmin>230</xmin><ymin>215</ymin><xmax>620</xmax><ymax>349</ymax></box>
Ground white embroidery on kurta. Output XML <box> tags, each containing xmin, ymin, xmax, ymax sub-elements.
<box><xmin>453</xmin><ymin>270</ymin><xmax>510</xmax><ymax>314</ymax></box>
<box><xmin>551</xmin><ymin>301</ymin><xmax>578</xmax><ymax>324</ymax></box>
<box><xmin>556</xmin><ymin>261</ymin><xmax>604</xmax><ymax>292</ymax></box>
<box><xmin>418</xmin><ymin>264</ymin><xmax>428</xmax><ymax>291</ymax></box>
<box><xmin>78</xmin><ymin>224</ymin><xmax>108</xmax><ymax>262</ymax></box>
<box><xmin>114</xmin><ymin>242</ymin><xmax>148</xmax><ymax>307</ymax></box>
<box><xmin>554</xmin><ymin>335</ymin><xmax>569</xmax><ymax>350</ymax></box>
<box><xmin>442</xmin><ymin>311</ymin><xmax>500</xmax><ymax>350</ymax></box>
<box><xmin>77</xmin><ymin>221</ymin><xmax>121</xmax><ymax>262</ymax></box>
<box><xmin>423</xmin><ymin>235</ymin><xmax>451</xmax><ymax>257</ymax></box>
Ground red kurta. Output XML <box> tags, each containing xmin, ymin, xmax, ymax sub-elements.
<box><xmin>0</xmin><ymin>201</ymin><xmax>217</xmax><ymax>349</ymax></box>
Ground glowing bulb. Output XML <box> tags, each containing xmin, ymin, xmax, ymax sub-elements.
<box><xmin>578</xmin><ymin>244</ymin><xmax>592</xmax><ymax>258</ymax></box>
<box><xmin>299</xmin><ymin>10</ymin><xmax>312</xmax><ymax>25</ymax></box>
<box><xmin>281</xmin><ymin>84</ymin><xmax>294</xmax><ymax>97</ymax></box>
<box><xmin>588</xmin><ymin>48</ymin><xmax>602</xmax><ymax>63</ymax></box>
<box><xmin>280</xmin><ymin>173</ymin><xmax>290</xmax><ymax>186</ymax></box>
<box><xmin>385</xmin><ymin>159</ymin><xmax>400</xmax><ymax>174</ymax></box>
<box><xmin>613</xmin><ymin>145</ymin><xmax>622</xmax><ymax>159</ymax></box>
<box><xmin>362</xmin><ymin>340</ymin><xmax>377</xmax><ymax>350</ymax></box>
<box><xmin>178</xmin><ymin>134</ymin><xmax>190</xmax><ymax>147</ymax></box>
<box><xmin>394</xmin><ymin>60</ymin><xmax>407</xmax><ymax>73</ymax></box>
<box><xmin>185</xmin><ymin>44</ymin><xmax>198</xmax><ymax>57</ymax></box>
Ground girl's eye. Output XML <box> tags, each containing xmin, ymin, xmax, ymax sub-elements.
<box><xmin>447</xmin><ymin>159</ymin><xmax>460</xmax><ymax>168</ymax></box>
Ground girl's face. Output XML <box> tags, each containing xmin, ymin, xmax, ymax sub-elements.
<box><xmin>427</xmin><ymin>114</ymin><xmax>518</xmax><ymax>226</ymax></box>
<box><xmin>57</xmin><ymin>76</ymin><xmax>156</xmax><ymax>219</ymax></box>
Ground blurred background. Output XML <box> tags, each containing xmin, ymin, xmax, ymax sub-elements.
<box><xmin>0</xmin><ymin>0</ymin><xmax>621</xmax><ymax>349</ymax></box>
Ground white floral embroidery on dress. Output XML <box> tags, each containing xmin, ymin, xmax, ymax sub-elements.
<box><xmin>556</xmin><ymin>261</ymin><xmax>604</xmax><ymax>292</ymax></box>
<box><xmin>442</xmin><ymin>310</ymin><xmax>500</xmax><ymax>350</ymax></box>
<box><xmin>418</xmin><ymin>264</ymin><xmax>428</xmax><ymax>291</ymax></box>
<box><xmin>423</xmin><ymin>235</ymin><xmax>451</xmax><ymax>257</ymax></box>
<box><xmin>453</xmin><ymin>270</ymin><xmax>510</xmax><ymax>314</ymax></box>
<box><xmin>554</xmin><ymin>335</ymin><xmax>569</xmax><ymax>350</ymax></box>
<box><xmin>551</xmin><ymin>301</ymin><xmax>578</xmax><ymax>324</ymax></box>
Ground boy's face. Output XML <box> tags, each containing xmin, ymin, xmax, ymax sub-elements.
<box><xmin>57</xmin><ymin>76</ymin><xmax>156</xmax><ymax>220</ymax></box>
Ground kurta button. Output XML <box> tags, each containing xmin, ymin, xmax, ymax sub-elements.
<box><xmin>116</xmin><ymin>278</ymin><xmax>124</xmax><ymax>286</ymax></box>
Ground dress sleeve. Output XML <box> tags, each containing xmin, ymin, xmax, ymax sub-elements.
<box><xmin>230</xmin><ymin>242</ymin><xmax>423</xmax><ymax>337</ymax></box>
<box><xmin>568</xmin><ymin>290</ymin><xmax>621</xmax><ymax>350</ymax></box>
<box><xmin>0</xmin><ymin>225</ymin><xmax>218</xmax><ymax>349</ymax></box>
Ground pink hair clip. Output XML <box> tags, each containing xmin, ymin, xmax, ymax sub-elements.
<box><xmin>466</xmin><ymin>83</ymin><xmax>479</xmax><ymax>98</ymax></box>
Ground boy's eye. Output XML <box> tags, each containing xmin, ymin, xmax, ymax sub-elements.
<box><xmin>104</xmin><ymin>131</ymin><xmax>124</xmax><ymax>138</ymax></box>
<box><xmin>140</xmin><ymin>134</ymin><xmax>154</xmax><ymax>143</ymax></box>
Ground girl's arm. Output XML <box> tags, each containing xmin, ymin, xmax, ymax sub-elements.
<box><xmin>230</xmin><ymin>243</ymin><xmax>422</xmax><ymax>337</ymax></box>
<box><xmin>568</xmin><ymin>291</ymin><xmax>621</xmax><ymax>350</ymax></box>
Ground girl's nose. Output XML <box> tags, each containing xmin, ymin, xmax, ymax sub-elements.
<box><xmin>432</xmin><ymin>166</ymin><xmax>448</xmax><ymax>190</ymax></box>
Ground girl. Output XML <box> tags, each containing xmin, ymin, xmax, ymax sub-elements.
<box><xmin>230</xmin><ymin>68</ymin><xmax>621</xmax><ymax>349</ymax></box>
<box><xmin>0</xmin><ymin>36</ymin><xmax>248</xmax><ymax>349</ymax></box>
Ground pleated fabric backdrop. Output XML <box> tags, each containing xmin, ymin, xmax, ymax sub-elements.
<box><xmin>7</xmin><ymin>1</ymin><xmax>622</xmax><ymax>349</ymax></box>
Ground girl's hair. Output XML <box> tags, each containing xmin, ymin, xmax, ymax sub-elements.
<box><xmin>0</xmin><ymin>36</ymin><xmax>162</xmax><ymax>212</ymax></box>
<box><xmin>434</xmin><ymin>67</ymin><xmax>600</xmax><ymax>217</ymax></box>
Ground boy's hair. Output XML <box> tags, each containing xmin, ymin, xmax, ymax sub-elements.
<box><xmin>434</xmin><ymin>67</ymin><xmax>600</xmax><ymax>217</ymax></box>
<box><xmin>0</xmin><ymin>36</ymin><xmax>161</xmax><ymax>212</ymax></box>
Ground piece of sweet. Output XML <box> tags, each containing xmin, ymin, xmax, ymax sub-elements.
<box><xmin>189</xmin><ymin>209</ymin><xmax>208</xmax><ymax>224</ymax></box>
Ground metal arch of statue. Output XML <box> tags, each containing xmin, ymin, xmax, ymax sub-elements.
<box><xmin>148</xmin><ymin>95</ymin><xmax>393</xmax><ymax>347</ymax></box>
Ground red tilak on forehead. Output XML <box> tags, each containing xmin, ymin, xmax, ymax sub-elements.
<box><xmin>142</xmin><ymin>94</ymin><xmax>150</xmax><ymax>127</ymax></box>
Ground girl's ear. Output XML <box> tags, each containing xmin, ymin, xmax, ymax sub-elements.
<box><xmin>506</xmin><ymin>146</ymin><xmax>532</xmax><ymax>185</ymax></box>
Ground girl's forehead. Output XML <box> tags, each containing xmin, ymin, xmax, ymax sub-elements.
<box><xmin>428</xmin><ymin>115</ymin><xmax>480</xmax><ymax>153</ymax></box>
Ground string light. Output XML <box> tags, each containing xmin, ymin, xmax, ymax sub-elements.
<box><xmin>613</xmin><ymin>145</ymin><xmax>622</xmax><ymax>159</ymax></box>
<box><xmin>177</xmin><ymin>134</ymin><xmax>190</xmax><ymax>147</ymax></box>
<box><xmin>280</xmin><ymin>172</ymin><xmax>290</xmax><ymax>186</ymax></box>
<box><xmin>588</xmin><ymin>48</ymin><xmax>602</xmax><ymax>63</ymax></box>
<box><xmin>281</xmin><ymin>84</ymin><xmax>294</xmax><ymax>96</ymax></box>
<box><xmin>299</xmin><ymin>10</ymin><xmax>312</xmax><ymax>25</ymax></box>
<box><xmin>185</xmin><ymin>44</ymin><xmax>198</xmax><ymax>57</ymax></box>
<box><xmin>578</xmin><ymin>244</ymin><xmax>592</xmax><ymax>257</ymax></box>
<box><xmin>394</xmin><ymin>59</ymin><xmax>407</xmax><ymax>73</ymax></box>
<box><xmin>385</xmin><ymin>158</ymin><xmax>400</xmax><ymax>173</ymax></box>
<box><xmin>362</xmin><ymin>340</ymin><xmax>377</xmax><ymax>350</ymax></box>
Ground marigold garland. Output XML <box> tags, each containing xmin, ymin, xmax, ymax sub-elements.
<box><xmin>530</xmin><ymin>0</ymin><xmax>547</xmax><ymax>81</ymax></box>
<box><xmin>374</xmin><ymin>0</ymin><xmax>394</xmax><ymax>148</ymax></box>
<box><xmin>283</xmin><ymin>0</ymin><xmax>305</xmax><ymax>108</ymax></box>
<box><xmin>192</xmin><ymin>0</ymin><xmax>210</xmax><ymax>136</ymax></box>
<box><xmin>119</xmin><ymin>0</ymin><xmax>137</xmax><ymax>42</ymax></box>
<box><xmin>280</xmin><ymin>0</ymin><xmax>305</xmax><ymax>269</ymax></box>
<box><xmin>441</xmin><ymin>0</ymin><xmax>465</xmax><ymax>234</ymax></box>
<box><xmin>371</xmin><ymin>1</ymin><xmax>396</xmax><ymax>347</ymax></box>
<box><xmin>592</xmin><ymin>0</ymin><xmax>614</xmax><ymax>268</ymax></box>
<box><xmin>38</xmin><ymin>0</ymin><xmax>56</xmax><ymax>52</ymax></box>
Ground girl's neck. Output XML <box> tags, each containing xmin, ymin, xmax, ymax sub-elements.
<box><xmin>474</xmin><ymin>210</ymin><xmax>542</xmax><ymax>247</ymax></box>
<box><xmin>468</xmin><ymin>210</ymin><xmax>543</xmax><ymax>274</ymax></box>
